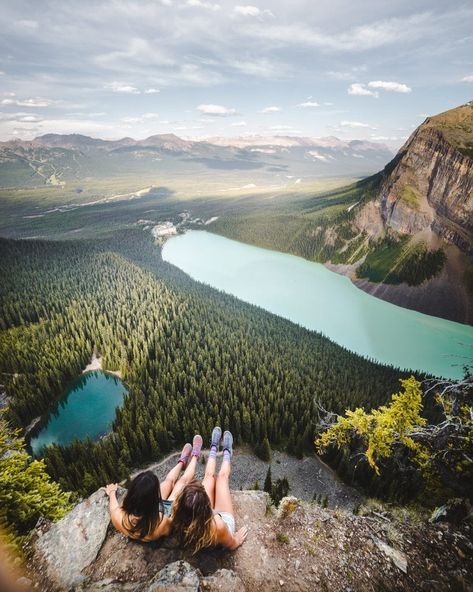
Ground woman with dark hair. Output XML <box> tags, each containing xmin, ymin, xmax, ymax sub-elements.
<box><xmin>171</xmin><ymin>427</ymin><xmax>248</xmax><ymax>553</ymax></box>
<box><xmin>103</xmin><ymin>435</ymin><xmax>203</xmax><ymax>541</ymax></box>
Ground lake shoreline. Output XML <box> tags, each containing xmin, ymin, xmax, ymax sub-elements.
<box><xmin>83</xmin><ymin>353</ymin><xmax>122</xmax><ymax>378</ymax></box>
<box><xmin>163</xmin><ymin>230</ymin><xmax>473</xmax><ymax>379</ymax></box>
<box><xmin>30</xmin><ymin>367</ymin><xmax>127</xmax><ymax>455</ymax></box>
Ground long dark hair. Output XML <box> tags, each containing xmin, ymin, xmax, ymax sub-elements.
<box><xmin>171</xmin><ymin>480</ymin><xmax>215</xmax><ymax>553</ymax></box>
<box><xmin>121</xmin><ymin>471</ymin><xmax>163</xmax><ymax>539</ymax></box>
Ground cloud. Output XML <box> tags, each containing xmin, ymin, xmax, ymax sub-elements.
<box><xmin>231</xmin><ymin>121</ymin><xmax>247</xmax><ymax>127</ymax></box>
<box><xmin>368</xmin><ymin>80</ymin><xmax>412</xmax><ymax>93</ymax></box>
<box><xmin>0</xmin><ymin>112</ymin><xmax>43</xmax><ymax>123</ymax></box>
<box><xmin>228</xmin><ymin>57</ymin><xmax>286</xmax><ymax>78</ymax></box>
<box><xmin>197</xmin><ymin>104</ymin><xmax>238</xmax><ymax>116</ymax></box>
<box><xmin>260</xmin><ymin>106</ymin><xmax>280</xmax><ymax>113</ymax></box>
<box><xmin>15</xmin><ymin>19</ymin><xmax>38</xmax><ymax>29</ymax></box>
<box><xmin>296</xmin><ymin>101</ymin><xmax>320</xmax><ymax>108</ymax></box>
<box><xmin>462</xmin><ymin>75</ymin><xmax>473</xmax><ymax>83</ymax></box>
<box><xmin>370</xmin><ymin>135</ymin><xmax>399</xmax><ymax>141</ymax></box>
<box><xmin>95</xmin><ymin>38</ymin><xmax>174</xmax><ymax>72</ymax></box>
<box><xmin>186</xmin><ymin>0</ymin><xmax>221</xmax><ymax>11</ymax></box>
<box><xmin>347</xmin><ymin>83</ymin><xmax>378</xmax><ymax>98</ymax></box>
<box><xmin>270</xmin><ymin>124</ymin><xmax>298</xmax><ymax>131</ymax></box>
<box><xmin>1</xmin><ymin>97</ymin><xmax>56</xmax><ymax>107</ymax></box>
<box><xmin>144</xmin><ymin>88</ymin><xmax>160</xmax><ymax>94</ymax></box>
<box><xmin>104</xmin><ymin>82</ymin><xmax>141</xmax><ymax>94</ymax></box>
<box><xmin>234</xmin><ymin>5</ymin><xmax>274</xmax><ymax>17</ymax></box>
<box><xmin>121</xmin><ymin>112</ymin><xmax>160</xmax><ymax>124</ymax></box>
<box><xmin>340</xmin><ymin>120</ymin><xmax>372</xmax><ymax>128</ymax></box>
<box><xmin>246</xmin><ymin>13</ymin><xmax>433</xmax><ymax>52</ymax></box>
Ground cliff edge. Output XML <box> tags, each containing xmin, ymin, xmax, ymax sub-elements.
<box><xmin>355</xmin><ymin>101</ymin><xmax>473</xmax><ymax>252</ymax></box>
<box><xmin>28</xmin><ymin>489</ymin><xmax>473</xmax><ymax>592</ymax></box>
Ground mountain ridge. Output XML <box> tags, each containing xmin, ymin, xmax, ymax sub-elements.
<box><xmin>0</xmin><ymin>131</ymin><xmax>391</xmax><ymax>154</ymax></box>
<box><xmin>353</xmin><ymin>101</ymin><xmax>473</xmax><ymax>253</ymax></box>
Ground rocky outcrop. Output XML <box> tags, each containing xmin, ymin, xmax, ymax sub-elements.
<box><xmin>32</xmin><ymin>489</ymin><xmax>118</xmax><ymax>589</ymax></box>
<box><xmin>28</xmin><ymin>487</ymin><xmax>473</xmax><ymax>591</ymax></box>
<box><xmin>355</xmin><ymin>102</ymin><xmax>473</xmax><ymax>253</ymax></box>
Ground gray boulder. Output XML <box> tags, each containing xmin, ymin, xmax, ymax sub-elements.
<box><xmin>34</xmin><ymin>489</ymin><xmax>114</xmax><ymax>589</ymax></box>
<box><xmin>143</xmin><ymin>561</ymin><xmax>200</xmax><ymax>592</ymax></box>
<box><xmin>201</xmin><ymin>568</ymin><xmax>245</xmax><ymax>591</ymax></box>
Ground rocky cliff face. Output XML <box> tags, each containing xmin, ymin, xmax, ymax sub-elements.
<box><xmin>355</xmin><ymin>102</ymin><xmax>473</xmax><ymax>253</ymax></box>
<box><xmin>26</xmin><ymin>488</ymin><xmax>473</xmax><ymax>591</ymax></box>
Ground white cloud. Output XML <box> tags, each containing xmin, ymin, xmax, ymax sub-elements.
<box><xmin>0</xmin><ymin>112</ymin><xmax>42</xmax><ymax>123</ymax></box>
<box><xmin>248</xmin><ymin>13</ymin><xmax>432</xmax><ymax>52</ymax></box>
<box><xmin>270</xmin><ymin>125</ymin><xmax>298</xmax><ymax>131</ymax></box>
<box><xmin>104</xmin><ymin>82</ymin><xmax>141</xmax><ymax>94</ymax></box>
<box><xmin>197</xmin><ymin>104</ymin><xmax>238</xmax><ymax>116</ymax></box>
<box><xmin>186</xmin><ymin>0</ymin><xmax>221</xmax><ymax>11</ymax></box>
<box><xmin>231</xmin><ymin>121</ymin><xmax>247</xmax><ymax>127</ymax></box>
<box><xmin>234</xmin><ymin>5</ymin><xmax>274</xmax><ymax>17</ymax></box>
<box><xmin>462</xmin><ymin>75</ymin><xmax>473</xmax><ymax>83</ymax></box>
<box><xmin>144</xmin><ymin>88</ymin><xmax>160</xmax><ymax>94</ymax></box>
<box><xmin>347</xmin><ymin>83</ymin><xmax>378</xmax><ymax>98</ymax></box>
<box><xmin>368</xmin><ymin>80</ymin><xmax>412</xmax><ymax>93</ymax></box>
<box><xmin>15</xmin><ymin>19</ymin><xmax>38</xmax><ymax>29</ymax></box>
<box><xmin>340</xmin><ymin>120</ymin><xmax>371</xmax><ymax>128</ymax></box>
<box><xmin>296</xmin><ymin>101</ymin><xmax>320</xmax><ymax>108</ymax></box>
<box><xmin>1</xmin><ymin>97</ymin><xmax>56</xmax><ymax>107</ymax></box>
<box><xmin>121</xmin><ymin>112</ymin><xmax>160</xmax><ymax>124</ymax></box>
<box><xmin>260</xmin><ymin>106</ymin><xmax>280</xmax><ymax>113</ymax></box>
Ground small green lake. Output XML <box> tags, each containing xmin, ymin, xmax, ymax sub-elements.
<box><xmin>162</xmin><ymin>230</ymin><xmax>473</xmax><ymax>379</ymax></box>
<box><xmin>30</xmin><ymin>371</ymin><xmax>127</xmax><ymax>455</ymax></box>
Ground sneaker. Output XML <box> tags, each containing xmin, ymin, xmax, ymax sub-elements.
<box><xmin>210</xmin><ymin>426</ymin><xmax>222</xmax><ymax>450</ymax></box>
<box><xmin>192</xmin><ymin>434</ymin><xmax>203</xmax><ymax>458</ymax></box>
<box><xmin>223</xmin><ymin>430</ymin><xmax>233</xmax><ymax>458</ymax></box>
<box><xmin>178</xmin><ymin>442</ymin><xmax>192</xmax><ymax>465</ymax></box>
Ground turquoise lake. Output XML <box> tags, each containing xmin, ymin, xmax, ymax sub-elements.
<box><xmin>30</xmin><ymin>371</ymin><xmax>127</xmax><ymax>455</ymax></box>
<box><xmin>162</xmin><ymin>230</ymin><xmax>473</xmax><ymax>379</ymax></box>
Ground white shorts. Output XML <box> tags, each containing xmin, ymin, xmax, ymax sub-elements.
<box><xmin>215</xmin><ymin>511</ymin><xmax>235</xmax><ymax>535</ymax></box>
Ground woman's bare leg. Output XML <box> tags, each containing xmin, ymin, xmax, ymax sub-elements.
<box><xmin>169</xmin><ymin>454</ymin><xmax>198</xmax><ymax>499</ymax></box>
<box><xmin>160</xmin><ymin>443</ymin><xmax>191</xmax><ymax>499</ymax></box>
<box><xmin>202</xmin><ymin>455</ymin><xmax>217</xmax><ymax>507</ymax></box>
<box><xmin>214</xmin><ymin>431</ymin><xmax>234</xmax><ymax>514</ymax></box>
<box><xmin>169</xmin><ymin>435</ymin><xmax>203</xmax><ymax>499</ymax></box>
<box><xmin>160</xmin><ymin>462</ymin><xmax>184</xmax><ymax>499</ymax></box>
<box><xmin>202</xmin><ymin>426</ymin><xmax>221</xmax><ymax>507</ymax></box>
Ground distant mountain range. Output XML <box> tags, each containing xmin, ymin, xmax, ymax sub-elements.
<box><xmin>0</xmin><ymin>132</ymin><xmax>393</xmax><ymax>189</ymax></box>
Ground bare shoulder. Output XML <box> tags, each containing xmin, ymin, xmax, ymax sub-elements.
<box><xmin>152</xmin><ymin>515</ymin><xmax>171</xmax><ymax>538</ymax></box>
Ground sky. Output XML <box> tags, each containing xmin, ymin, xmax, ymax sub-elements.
<box><xmin>0</xmin><ymin>0</ymin><xmax>472</xmax><ymax>148</ymax></box>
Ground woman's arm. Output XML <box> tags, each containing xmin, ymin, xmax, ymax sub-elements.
<box><xmin>215</xmin><ymin>519</ymin><xmax>248</xmax><ymax>550</ymax></box>
<box><xmin>102</xmin><ymin>483</ymin><xmax>127</xmax><ymax>535</ymax></box>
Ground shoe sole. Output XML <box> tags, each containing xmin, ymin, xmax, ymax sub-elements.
<box><xmin>211</xmin><ymin>426</ymin><xmax>222</xmax><ymax>448</ymax></box>
<box><xmin>192</xmin><ymin>434</ymin><xmax>203</xmax><ymax>456</ymax></box>
<box><xmin>223</xmin><ymin>430</ymin><xmax>233</xmax><ymax>455</ymax></box>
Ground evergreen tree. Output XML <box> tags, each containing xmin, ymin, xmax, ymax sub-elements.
<box><xmin>0</xmin><ymin>412</ymin><xmax>72</xmax><ymax>552</ymax></box>
<box><xmin>264</xmin><ymin>466</ymin><xmax>272</xmax><ymax>494</ymax></box>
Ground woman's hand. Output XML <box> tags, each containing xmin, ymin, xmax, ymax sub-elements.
<box><xmin>232</xmin><ymin>526</ymin><xmax>248</xmax><ymax>549</ymax></box>
<box><xmin>102</xmin><ymin>483</ymin><xmax>118</xmax><ymax>497</ymax></box>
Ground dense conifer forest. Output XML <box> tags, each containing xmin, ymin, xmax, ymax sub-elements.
<box><xmin>0</xmin><ymin>230</ymin><xmax>406</xmax><ymax>495</ymax></box>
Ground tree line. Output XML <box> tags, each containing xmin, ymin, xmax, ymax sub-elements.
<box><xmin>0</xmin><ymin>230</ymin><xmax>406</xmax><ymax>496</ymax></box>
